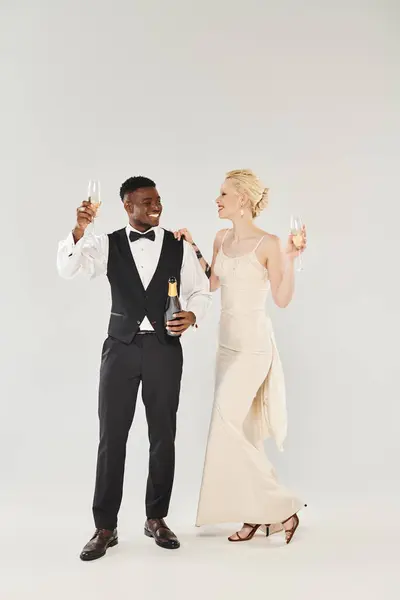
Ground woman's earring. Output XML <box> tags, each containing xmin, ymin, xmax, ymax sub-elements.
<box><xmin>240</xmin><ymin>207</ymin><xmax>244</xmax><ymax>217</ymax></box>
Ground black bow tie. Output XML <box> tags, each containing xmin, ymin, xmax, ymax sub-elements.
<box><xmin>129</xmin><ymin>230</ymin><xmax>155</xmax><ymax>243</ymax></box>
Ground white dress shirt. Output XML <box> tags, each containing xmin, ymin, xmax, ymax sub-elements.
<box><xmin>57</xmin><ymin>225</ymin><xmax>211</xmax><ymax>331</ymax></box>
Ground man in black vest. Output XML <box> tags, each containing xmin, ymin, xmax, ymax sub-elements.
<box><xmin>57</xmin><ymin>176</ymin><xmax>211</xmax><ymax>560</ymax></box>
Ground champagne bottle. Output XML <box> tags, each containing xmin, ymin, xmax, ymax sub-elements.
<box><xmin>165</xmin><ymin>277</ymin><xmax>182</xmax><ymax>337</ymax></box>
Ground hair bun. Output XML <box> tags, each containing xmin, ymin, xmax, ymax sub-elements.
<box><xmin>253</xmin><ymin>188</ymin><xmax>269</xmax><ymax>217</ymax></box>
<box><xmin>225</xmin><ymin>169</ymin><xmax>269</xmax><ymax>218</ymax></box>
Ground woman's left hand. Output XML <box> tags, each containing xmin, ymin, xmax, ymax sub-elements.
<box><xmin>285</xmin><ymin>225</ymin><xmax>307</xmax><ymax>260</ymax></box>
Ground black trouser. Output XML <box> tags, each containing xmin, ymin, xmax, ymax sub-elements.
<box><xmin>92</xmin><ymin>333</ymin><xmax>183</xmax><ymax>530</ymax></box>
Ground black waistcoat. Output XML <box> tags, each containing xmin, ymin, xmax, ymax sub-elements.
<box><xmin>106</xmin><ymin>228</ymin><xmax>184</xmax><ymax>344</ymax></box>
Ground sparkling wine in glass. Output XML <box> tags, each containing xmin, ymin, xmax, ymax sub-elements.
<box><xmin>290</xmin><ymin>214</ymin><xmax>304</xmax><ymax>272</ymax></box>
<box><xmin>87</xmin><ymin>180</ymin><xmax>101</xmax><ymax>233</ymax></box>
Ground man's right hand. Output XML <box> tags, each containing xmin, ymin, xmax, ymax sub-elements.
<box><xmin>73</xmin><ymin>201</ymin><xmax>96</xmax><ymax>242</ymax></box>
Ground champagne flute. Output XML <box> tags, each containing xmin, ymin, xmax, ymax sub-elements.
<box><xmin>290</xmin><ymin>214</ymin><xmax>304</xmax><ymax>272</ymax></box>
<box><xmin>87</xmin><ymin>180</ymin><xmax>101</xmax><ymax>233</ymax></box>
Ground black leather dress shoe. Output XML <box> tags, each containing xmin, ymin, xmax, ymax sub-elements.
<box><xmin>144</xmin><ymin>518</ymin><xmax>180</xmax><ymax>550</ymax></box>
<box><xmin>80</xmin><ymin>528</ymin><xmax>118</xmax><ymax>561</ymax></box>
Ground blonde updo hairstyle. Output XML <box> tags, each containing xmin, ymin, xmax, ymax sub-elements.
<box><xmin>225</xmin><ymin>169</ymin><xmax>269</xmax><ymax>218</ymax></box>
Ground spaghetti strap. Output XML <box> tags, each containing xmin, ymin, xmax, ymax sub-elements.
<box><xmin>253</xmin><ymin>235</ymin><xmax>266</xmax><ymax>252</ymax></box>
<box><xmin>221</xmin><ymin>229</ymin><xmax>230</xmax><ymax>244</ymax></box>
<box><xmin>220</xmin><ymin>229</ymin><xmax>230</xmax><ymax>252</ymax></box>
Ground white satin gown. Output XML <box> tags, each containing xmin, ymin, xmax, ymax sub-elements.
<box><xmin>196</xmin><ymin>232</ymin><xmax>302</xmax><ymax>526</ymax></box>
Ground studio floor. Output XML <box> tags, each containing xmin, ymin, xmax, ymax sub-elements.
<box><xmin>2</xmin><ymin>494</ymin><xmax>398</xmax><ymax>600</ymax></box>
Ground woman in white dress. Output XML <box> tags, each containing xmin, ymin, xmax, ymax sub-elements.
<box><xmin>173</xmin><ymin>169</ymin><xmax>306</xmax><ymax>544</ymax></box>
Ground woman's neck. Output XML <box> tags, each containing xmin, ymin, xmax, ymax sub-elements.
<box><xmin>230</xmin><ymin>214</ymin><xmax>256</xmax><ymax>242</ymax></box>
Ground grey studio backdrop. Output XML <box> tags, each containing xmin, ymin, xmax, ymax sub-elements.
<box><xmin>1</xmin><ymin>0</ymin><xmax>399</xmax><ymax>534</ymax></box>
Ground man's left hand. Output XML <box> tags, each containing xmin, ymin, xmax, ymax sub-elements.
<box><xmin>166</xmin><ymin>311</ymin><xmax>196</xmax><ymax>335</ymax></box>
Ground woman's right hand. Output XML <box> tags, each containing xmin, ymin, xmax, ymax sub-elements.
<box><xmin>174</xmin><ymin>228</ymin><xmax>194</xmax><ymax>244</ymax></box>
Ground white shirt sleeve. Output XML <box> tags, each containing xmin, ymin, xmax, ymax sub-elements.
<box><xmin>180</xmin><ymin>241</ymin><xmax>212</xmax><ymax>325</ymax></box>
<box><xmin>56</xmin><ymin>230</ymin><xmax>109</xmax><ymax>279</ymax></box>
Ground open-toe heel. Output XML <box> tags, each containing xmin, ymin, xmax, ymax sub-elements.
<box><xmin>261</xmin><ymin>523</ymin><xmax>284</xmax><ymax>537</ymax></box>
<box><xmin>228</xmin><ymin>523</ymin><xmax>261</xmax><ymax>542</ymax></box>
<box><xmin>282</xmin><ymin>513</ymin><xmax>299</xmax><ymax>545</ymax></box>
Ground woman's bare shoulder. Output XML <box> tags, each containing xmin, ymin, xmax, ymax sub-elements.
<box><xmin>214</xmin><ymin>228</ymin><xmax>230</xmax><ymax>247</ymax></box>
<box><xmin>256</xmin><ymin>229</ymin><xmax>280</xmax><ymax>245</ymax></box>
<box><xmin>256</xmin><ymin>230</ymin><xmax>282</xmax><ymax>259</ymax></box>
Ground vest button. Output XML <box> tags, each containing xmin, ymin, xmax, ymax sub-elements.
<box><xmin>136</xmin><ymin>320</ymin><xmax>141</xmax><ymax>325</ymax></box>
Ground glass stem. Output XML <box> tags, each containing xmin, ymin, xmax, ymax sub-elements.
<box><xmin>297</xmin><ymin>251</ymin><xmax>303</xmax><ymax>272</ymax></box>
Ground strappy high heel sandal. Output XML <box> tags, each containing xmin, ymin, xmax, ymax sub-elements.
<box><xmin>282</xmin><ymin>513</ymin><xmax>299</xmax><ymax>544</ymax></box>
<box><xmin>261</xmin><ymin>523</ymin><xmax>284</xmax><ymax>537</ymax></box>
<box><xmin>228</xmin><ymin>523</ymin><xmax>261</xmax><ymax>542</ymax></box>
